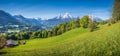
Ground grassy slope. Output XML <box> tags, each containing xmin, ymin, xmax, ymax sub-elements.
<box><xmin>1</xmin><ymin>22</ymin><xmax>120</xmax><ymax>56</ymax></box>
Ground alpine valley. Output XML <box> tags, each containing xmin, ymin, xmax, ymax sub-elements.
<box><xmin>0</xmin><ymin>10</ymin><xmax>103</xmax><ymax>34</ymax></box>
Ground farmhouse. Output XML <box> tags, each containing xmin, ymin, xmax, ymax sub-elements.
<box><xmin>6</xmin><ymin>39</ymin><xmax>18</xmax><ymax>47</ymax></box>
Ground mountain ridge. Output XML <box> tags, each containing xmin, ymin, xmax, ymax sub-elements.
<box><xmin>0</xmin><ymin>10</ymin><xmax>20</xmax><ymax>25</ymax></box>
<box><xmin>0</xmin><ymin>10</ymin><xmax>103</xmax><ymax>27</ymax></box>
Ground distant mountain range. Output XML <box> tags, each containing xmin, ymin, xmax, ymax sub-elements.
<box><xmin>0</xmin><ymin>10</ymin><xmax>103</xmax><ymax>28</ymax></box>
<box><xmin>0</xmin><ymin>10</ymin><xmax>20</xmax><ymax>25</ymax></box>
<box><xmin>13</xmin><ymin>15</ymin><xmax>42</xmax><ymax>25</ymax></box>
<box><xmin>89</xmin><ymin>15</ymin><xmax>103</xmax><ymax>22</ymax></box>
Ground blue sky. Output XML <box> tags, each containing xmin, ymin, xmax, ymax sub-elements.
<box><xmin>0</xmin><ymin>0</ymin><xmax>114</xmax><ymax>20</ymax></box>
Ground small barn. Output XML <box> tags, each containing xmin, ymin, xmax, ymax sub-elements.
<box><xmin>6</xmin><ymin>39</ymin><xmax>18</xmax><ymax>47</ymax></box>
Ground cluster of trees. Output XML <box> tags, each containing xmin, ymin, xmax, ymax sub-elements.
<box><xmin>80</xmin><ymin>16</ymin><xmax>97</xmax><ymax>31</ymax></box>
<box><xmin>5</xmin><ymin>19</ymin><xmax>80</xmax><ymax>40</ymax></box>
<box><xmin>6</xmin><ymin>31</ymin><xmax>32</xmax><ymax>40</ymax></box>
<box><xmin>5</xmin><ymin>15</ymin><xmax>98</xmax><ymax>40</ymax></box>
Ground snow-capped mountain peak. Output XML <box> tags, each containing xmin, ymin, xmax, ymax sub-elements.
<box><xmin>54</xmin><ymin>13</ymin><xmax>73</xmax><ymax>20</ymax></box>
<box><xmin>62</xmin><ymin>13</ymin><xmax>73</xmax><ymax>19</ymax></box>
<box><xmin>55</xmin><ymin>13</ymin><xmax>73</xmax><ymax>19</ymax></box>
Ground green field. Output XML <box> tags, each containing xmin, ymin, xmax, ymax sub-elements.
<box><xmin>0</xmin><ymin>22</ymin><xmax>120</xmax><ymax>56</ymax></box>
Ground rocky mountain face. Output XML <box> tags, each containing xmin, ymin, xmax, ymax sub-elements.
<box><xmin>43</xmin><ymin>13</ymin><xmax>76</xmax><ymax>28</ymax></box>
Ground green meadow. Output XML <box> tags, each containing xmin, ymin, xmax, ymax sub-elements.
<box><xmin>1</xmin><ymin>22</ymin><xmax>120</xmax><ymax>56</ymax></box>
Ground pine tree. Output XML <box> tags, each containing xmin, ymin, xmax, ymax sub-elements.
<box><xmin>88</xmin><ymin>21</ymin><xmax>97</xmax><ymax>32</ymax></box>
<box><xmin>112</xmin><ymin>0</ymin><xmax>120</xmax><ymax>23</ymax></box>
<box><xmin>75</xmin><ymin>19</ymin><xmax>80</xmax><ymax>28</ymax></box>
<box><xmin>42</xmin><ymin>30</ymin><xmax>48</xmax><ymax>38</ymax></box>
<box><xmin>52</xmin><ymin>27</ymin><xmax>58</xmax><ymax>36</ymax></box>
<box><xmin>38</xmin><ymin>32</ymin><xmax>42</xmax><ymax>38</ymax></box>
<box><xmin>48</xmin><ymin>31</ymin><xmax>52</xmax><ymax>37</ymax></box>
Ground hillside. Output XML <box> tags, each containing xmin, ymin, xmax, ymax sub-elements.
<box><xmin>0</xmin><ymin>10</ymin><xmax>20</xmax><ymax>25</ymax></box>
<box><xmin>1</xmin><ymin>22</ymin><xmax>120</xmax><ymax>56</ymax></box>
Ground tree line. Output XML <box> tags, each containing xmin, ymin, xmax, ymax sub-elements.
<box><xmin>4</xmin><ymin>15</ymin><xmax>99</xmax><ymax>40</ymax></box>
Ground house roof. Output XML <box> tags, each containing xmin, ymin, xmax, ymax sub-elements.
<box><xmin>6</xmin><ymin>39</ymin><xmax>17</xmax><ymax>45</ymax></box>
